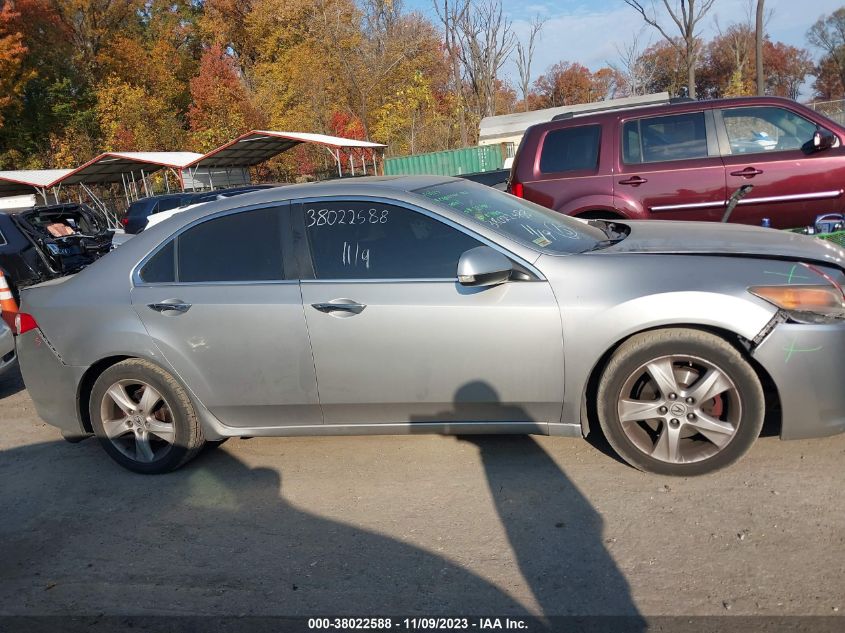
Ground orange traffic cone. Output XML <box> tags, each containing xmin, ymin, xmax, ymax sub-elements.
<box><xmin>0</xmin><ymin>270</ymin><xmax>18</xmax><ymax>330</ymax></box>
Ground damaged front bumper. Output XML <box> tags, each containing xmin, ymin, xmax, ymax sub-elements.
<box><xmin>752</xmin><ymin>320</ymin><xmax>845</xmax><ymax>440</ymax></box>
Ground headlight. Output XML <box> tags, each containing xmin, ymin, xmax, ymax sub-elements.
<box><xmin>748</xmin><ymin>285</ymin><xmax>845</xmax><ymax>323</ymax></box>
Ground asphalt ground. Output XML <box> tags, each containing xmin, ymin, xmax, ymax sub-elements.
<box><xmin>1</xmin><ymin>364</ymin><xmax>843</xmax><ymax>625</ymax></box>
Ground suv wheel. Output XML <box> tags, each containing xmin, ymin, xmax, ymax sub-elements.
<box><xmin>597</xmin><ymin>328</ymin><xmax>764</xmax><ymax>476</ymax></box>
<box><xmin>89</xmin><ymin>359</ymin><xmax>205</xmax><ymax>474</ymax></box>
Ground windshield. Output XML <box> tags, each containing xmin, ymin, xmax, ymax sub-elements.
<box><xmin>414</xmin><ymin>180</ymin><xmax>608</xmax><ymax>254</ymax></box>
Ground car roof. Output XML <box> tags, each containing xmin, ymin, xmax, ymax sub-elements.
<box><xmin>135</xmin><ymin>175</ymin><xmax>464</xmax><ymax>233</ymax></box>
<box><xmin>528</xmin><ymin>95</ymin><xmax>836</xmax><ymax>130</ymax></box>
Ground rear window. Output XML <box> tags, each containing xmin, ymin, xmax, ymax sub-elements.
<box><xmin>539</xmin><ymin>125</ymin><xmax>601</xmax><ymax>174</ymax></box>
<box><xmin>623</xmin><ymin>112</ymin><xmax>708</xmax><ymax>163</ymax></box>
<box><xmin>156</xmin><ymin>197</ymin><xmax>184</xmax><ymax>214</ymax></box>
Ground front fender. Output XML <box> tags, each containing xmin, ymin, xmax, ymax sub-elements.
<box><xmin>558</xmin><ymin>291</ymin><xmax>777</xmax><ymax>432</ymax></box>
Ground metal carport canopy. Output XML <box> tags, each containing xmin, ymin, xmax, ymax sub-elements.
<box><xmin>55</xmin><ymin>151</ymin><xmax>203</xmax><ymax>186</ymax></box>
<box><xmin>0</xmin><ymin>169</ymin><xmax>73</xmax><ymax>196</ymax></box>
<box><xmin>185</xmin><ymin>131</ymin><xmax>386</xmax><ymax>169</ymax></box>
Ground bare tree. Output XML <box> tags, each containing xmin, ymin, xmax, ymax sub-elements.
<box><xmin>610</xmin><ymin>29</ymin><xmax>656</xmax><ymax>96</ymax></box>
<box><xmin>623</xmin><ymin>0</ymin><xmax>716</xmax><ymax>98</ymax></box>
<box><xmin>514</xmin><ymin>16</ymin><xmax>545</xmax><ymax>111</ymax></box>
<box><xmin>434</xmin><ymin>0</ymin><xmax>471</xmax><ymax>146</ymax></box>
<box><xmin>455</xmin><ymin>0</ymin><xmax>516</xmax><ymax>120</ymax></box>
<box><xmin>756</xmin><ymin>0</ymin><xmax>765</xmax><ymax>95</ymax></box>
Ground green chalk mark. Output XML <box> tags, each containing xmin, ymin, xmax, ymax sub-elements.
<box><xmin>763</xmin><ymin>265</ymin><xmax>811</xmax><ymax>283</ymax></box>
<box><xmin>783</xmin><ymin>340</ymin><xmax>823</xmax><ymax>363</ymax></box>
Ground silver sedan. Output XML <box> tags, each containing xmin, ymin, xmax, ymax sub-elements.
<box><xmin>14</xmin><ymin>177</ymin><xmax>845</xmax><ymax>475</ymax></box>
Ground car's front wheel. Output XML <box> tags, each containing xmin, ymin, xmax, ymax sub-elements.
<box><xmin>89</xmin><ymin>359</ymin><xmax>205</xmax><ymax>474</ymax></box>
<box><xmin>597</xmin><ymin>328</ymin><xmax>765</xmax><ymax>476</ymax></box>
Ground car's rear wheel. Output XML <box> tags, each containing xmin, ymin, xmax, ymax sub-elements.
<box><xmin>89</xmin><ymin>359</ymin><xmax>205</xmax><ymax>474</ymax></box>
<box><xmin>596</xmin><ymin>328</ymin><xmax>764</xmax><ymax>476</ymax></box>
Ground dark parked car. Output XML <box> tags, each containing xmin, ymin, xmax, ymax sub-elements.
<box><xmin>0</xmin><ymin>203</ymin><xmax>112</xmax><ymax>299</ymax></box>
<box><xmin>121</xmin><ymin>185</ymin><xmax>276</xmax><ymax>234</ymax></box>
<box><xmin>508</xmin><ymin>96</ymin><xmax>845</xmax><ymax>228</ymax></box>
<box><xmin>121</xmin><ymin>193</ymin><xmax>193</xmax><ymax>234</ymax></box>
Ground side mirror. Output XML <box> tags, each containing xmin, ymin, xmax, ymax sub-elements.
<box><xmin>813</xmin><ymin>128</ymin><xmax>837</xmax><ymax>152</ymax></box>
<box><xmin>457</xmin><ymin>246</ymin><xmax>513</xmax><ymax>287</ymax></box>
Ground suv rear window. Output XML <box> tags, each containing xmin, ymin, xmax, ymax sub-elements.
<box><xmin>539</xmin><ymin>125</ymin><xmax>601</xmax><ymax>174</ymax></box>
<box><xmin>623</xmin><ymin>112</ymin><xmax>708</xmax><ymax>163</ymax></box>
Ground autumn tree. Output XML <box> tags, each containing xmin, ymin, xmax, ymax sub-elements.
<box><xmin>188</xmin><ymin>43</ymin><xmax>262</xmax><ymax>151</ymax></box>
<box><xmin>534</xmin><ymin>62</ymin><xmax>591</xmax><ymax>108</ymax></box>
<box><xmin>807</xmin><ymin>8</ymin><xmax>845</xmax><ymax>98</ymax></box>
<box><xmin>0</xmin><ymin>4</ymin><xmax>29</xmax><ymax>129</ymax></box>
<box><xmin>624</xmin><ymin>0</ymin><xmax>716</xmax><ymax>98</ymax></box>
<box><xmin>638</xmin><ymin>40</ymin><xmax>688</xmax><ymax>96</ymax></box>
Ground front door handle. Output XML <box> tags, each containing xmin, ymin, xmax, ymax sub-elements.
<box><xmin>730</xmin><ymin>167</ymin><xmax>763</xmax><ymax>178</ymax></box>
<box><xmin>148</xmin><ymin>300</ymin><xmax>191</xmax><ymax>314</ymax></box>
<box><xmin>619</xmin><ymin>176</ymin><xmax>647</xmax><ymax>186</ymax></box>
<box><xmin>311</xmin><ymin>300</ymin><xmax>366</xmax><ymax>315</ymax></box>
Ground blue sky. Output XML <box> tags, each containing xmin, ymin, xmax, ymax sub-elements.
<box><xmin>405</xmin><ymin>0</ymin><xmax>843</xmax><ymax>97</ymax></box>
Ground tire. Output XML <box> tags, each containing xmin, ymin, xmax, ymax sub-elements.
<box><xmin>596</xmin><ymin>328</ymin><xmax>764</xmax><ymax>476</ymax></box>
<box><xmin>89</xmin><ymin>359</ymin><xmax>205</xmax><ymax>474</ymax></box>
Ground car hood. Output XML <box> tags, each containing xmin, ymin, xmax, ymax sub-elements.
<box><xmin>601</xmin><ymin>220</ymin><xmax>845</xmax><ymax>270</ymax></box>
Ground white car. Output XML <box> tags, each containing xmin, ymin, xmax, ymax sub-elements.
<box><xmin>0</xmin><ymin>318</ymin><xmax>16</xmax><ymax>375</ymax></box>
<box><xmin>144</xmin><ymin>186</ymin><xmax>278</xmax><ymax>231</ymax></box>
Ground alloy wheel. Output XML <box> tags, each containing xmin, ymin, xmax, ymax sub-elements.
<box><xmin>616</xmin><ymin>354</ymin><xmax>742</xmax><ymax>464</ymax></box>
<box><xmin>99</xmin><ymin>379</ymin><xmax>176</xmax><ymax>463</ymax></box>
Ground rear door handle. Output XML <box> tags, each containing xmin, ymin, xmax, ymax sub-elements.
<box><xmin>148</xmin><ymin>300</ymin><xmax>191</xmax><ymax>314</ymax></box>
<box><xmin>311</xmin><ymin>300</ymin><xmax>366</xmax><ymax>315</ymax></box>
<box><xmin>619</xmin><ymin>176</ymin><xmax>647</xmax><ymax>186</ymax></box>
<box><xmin>730</xmin><ymin>167</ymin><xmax>763</xmax><ymax>177</ymax></box>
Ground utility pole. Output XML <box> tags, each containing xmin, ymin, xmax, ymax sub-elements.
<box><xmin>756</xmin><ymin>0</ymin><xmax>765</xmax><ymax>95</ymax></box>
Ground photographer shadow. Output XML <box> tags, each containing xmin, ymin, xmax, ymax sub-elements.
<box><xmin>412</xmin><ymin>381</ymin><xmax>643</xmax><ymax>620</ymax></box>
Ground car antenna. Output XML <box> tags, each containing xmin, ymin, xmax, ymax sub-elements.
<box><xmin>721</xmin><ymin>185</ymin><xmax>754</xmax><ymax>223</ymax></box>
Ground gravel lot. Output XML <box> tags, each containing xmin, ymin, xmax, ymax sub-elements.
<box><xmin>1</xmin><ymin>364</ymin><xmax>843</xmax><ymax>620</ymax></box>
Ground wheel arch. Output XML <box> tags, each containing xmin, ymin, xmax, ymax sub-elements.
<box><xmin>76</xmin><ymin>353</ymin><xmax>226</xmax><ymax>441</ymax></box>
<box><xmin>579</xmin><ymin>323</ymin><xmax>782</xmax><ymax>439</ymax></box>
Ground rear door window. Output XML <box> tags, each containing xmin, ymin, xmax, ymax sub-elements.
<box><xmin>539</xmin><ymin>125</ymin><xmax>601</xmax><ymax>174</ymax></box>
<box><xmin>623</xmin><ymin>112</ymin><xmax>708</xmax><ymax>163</ymax></box>
<box><xmin>720</xmin><ymin>106</ymin><xmax>817</xmax><ymax>155</ymax></box>
<box><xmin>300</xmin><ymin>201</ymin><xmax>482</xmax><ymax>280</ymax></box>
<box><xmin>177</xmin><ymin>207</ymin><xmax>284</xmax><ymax>282</ymax></box>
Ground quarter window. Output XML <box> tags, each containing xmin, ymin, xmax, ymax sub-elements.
<box><xmin>139</xmin><ymin>241</ymin><xmax>175</xmax><ymax>283</ymax></box>
<box><xmin>302</xmin><ymin>202</ymin><xmax>482</xmax><ymax>280</ymax></box>
<box><xmin>539</xmin><ymin>125</ymin><xmax>601</xmax><ymax>174</ymax></box>
<box><xmin>623</xmin><ymin>112</ymin><xmax>708</xmax><ymax>163</ymax></box>
<box><xmin>720</xmin><ymin>106</ymin><xmax>818</xmax><ymax>155</ymax></box>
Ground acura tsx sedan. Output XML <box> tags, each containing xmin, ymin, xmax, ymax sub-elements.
<box><xmin>14</xmin><ymin>176</ymin><xmax>845</xmax><ymax>475</ymax></box>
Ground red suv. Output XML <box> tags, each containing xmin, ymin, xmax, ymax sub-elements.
<box><xmin>508</xmin><ymin>96</ymin><xmax>845</xmax><ymax>228</ymax></box>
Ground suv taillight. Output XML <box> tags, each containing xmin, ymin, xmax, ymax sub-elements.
<box><xmin>15</xmin><ymin>313</ymin><xmax>38</xmax><ymax>335</ymax></box>
<box><xmin>511</xmin><ymin>182</ymin><xmax>524</xmax><ymax>198</ymax></box>
<box><xmin>121</xmin><ymin>217</ymin><xmax>129</xmax><ymax>226</ymax></box>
